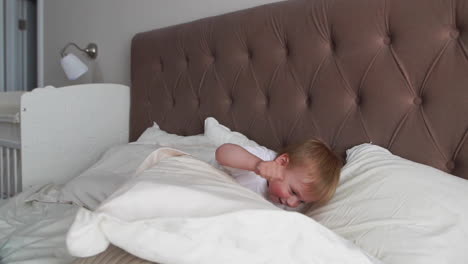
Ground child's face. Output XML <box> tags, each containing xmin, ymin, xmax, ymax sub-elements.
<box><xmin>267</xmin><ymin>154</ymin><xmax>319</xmax><ymax>208</ymax></box>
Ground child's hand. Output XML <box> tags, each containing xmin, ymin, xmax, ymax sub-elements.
<box><xmin>255</xmin><ymin>161</ymin><xmax>285</xmax><ymax>182</ymax></box>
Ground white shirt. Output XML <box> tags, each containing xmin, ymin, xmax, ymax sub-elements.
<box><xmin>222</xmin><ymin>146</ymin><xmax>277</xmax><ymax>200</ymax></box>
<box><xmin>221</xmin><ymin>146</ymin><xmax>302</xmax><ymax>211</ymax></box>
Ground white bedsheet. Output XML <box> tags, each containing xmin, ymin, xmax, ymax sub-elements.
<box><xmin>68</xmin><ymin>148</ymin><xmax>382</xmax><ymax>264</ymax></box>
<box><xmin>0</xmin><ymin>185</ymin><xmax>78</xmax><ymax>264</ymax></box>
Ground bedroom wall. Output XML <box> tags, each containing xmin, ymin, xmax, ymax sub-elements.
<box><xmin>43</xmin><ymin>0</ymin><xmax>284</xmax><ymax>87</ymax></box>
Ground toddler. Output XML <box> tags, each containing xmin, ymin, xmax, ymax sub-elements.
<box><xmin>215</xmin><ymin>139</ymin><xmax>343</xmax><ymax>210</ymax></box>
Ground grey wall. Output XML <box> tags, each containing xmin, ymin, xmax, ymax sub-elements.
<box><xmin>43</xmin><ymin>0</ymin><xmax>284</xmax><ymax>87</ymax></box>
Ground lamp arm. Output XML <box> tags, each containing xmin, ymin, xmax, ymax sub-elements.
<box><xmin>60</xmin><ymin>42</ymin><xmax>98</xmax><ymax>59</ymax></box>
<box><xmin>61</xmin><ymin>43</ymin><xmax>87</xmax><ymax>57</ymax></box>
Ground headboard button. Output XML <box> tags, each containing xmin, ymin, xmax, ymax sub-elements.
<box><xmin>413</xmin><ymin>97</ymin><xmax>422</xmax><ymax>105</ymax></box>
<box><xmin>383</xmin><ymin>36</ymin><xmax>391</xmax><ymax>45</ymax></box>
<box><xmin>355</xmin><ymin>96</ymin><xmax>361</xmax><ymax>105</ymax></box>
<box><xmin>265</xmin><ymin>95</ymin><xmax>270</xmax><ymax>105</ymax></box>
<box><xmin>450</xmin><ymin>28</ymin><xmax>460</xmax><ymax>39</ymax></box>
<box><xmin>247</xmin><ymin>50</ymin><xmax>253</xmax><ymax>59</ymax></box>
<box><xmin>159</xmin><ymin>60</ymin><xmax>164</xmax><ymax>72</ymax></box>
<box><xmin>329</xmin><ymin>40</ymin><xmax>335</xmax><ymax>51</ymax></box>
<box><xmin>446</xmin><ymin>160</ymin><xmax>456</xmax><ymax>171</ymax></box>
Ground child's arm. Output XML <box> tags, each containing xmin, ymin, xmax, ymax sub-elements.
<box><xmin>215</xmin><ymin>143</ymin><xmax>261</xmax><ymax>171</ymax></box>
<box><xmin>215</xmin><ymin>143</ymin><xmax>285</xmax><ymax>181</ymax></box>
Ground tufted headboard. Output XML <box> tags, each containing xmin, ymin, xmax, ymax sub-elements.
<box><xmin>131</xmin><ymin>0</ymin><xmax>468</xmax><ymax>179</ymax></box>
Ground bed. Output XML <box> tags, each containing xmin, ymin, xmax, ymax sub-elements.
<box><xmin>1</xmin><ymin>0</ymin><xmax>468</xmax><ymax>263</ymax></box>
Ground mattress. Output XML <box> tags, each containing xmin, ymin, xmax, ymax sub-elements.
<box><xmin>72</xmin><ymin>245</ymin><xmax>154</xmax><ymax>264</ymax></box>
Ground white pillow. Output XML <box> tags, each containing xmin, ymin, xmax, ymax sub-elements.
<box><xmin>61</xmin><ymin>123</ymin><xmax>217</xmax><ymax>209</ymax></box>
<box><xmin>136</xmin><ymin>122</ymin><xmax>208</xmax><ymax>146</ymax></box>
<box><xmin>204</xmin><ymin>117</ymin><xmax>260</xmax><ymax>147</ymax></box>
<box><xmin>308</xmin><ymin>144</ymin><xmax>468</xmax><ymax>264</ymax></box>
<box><xmin>135</xmin><ymin>121</ymin><xmax>219</xmax><ymax>168</ymax></box>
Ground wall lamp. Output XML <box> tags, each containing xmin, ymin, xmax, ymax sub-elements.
<box><xmin>60</xmin><ymin>42</ymin><xmax>98</xmax><ymax>80</ymax></box>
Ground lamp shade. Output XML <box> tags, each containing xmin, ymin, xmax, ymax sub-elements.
<box><xmin>60</xmin><ymin>53</ymin><xmax>88</xmax><ymax>80</ymax></box>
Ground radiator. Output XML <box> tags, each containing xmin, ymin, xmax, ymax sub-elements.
<box><xmin>0</xmin><ymin>140</ymin><xmax>21</xmax><ymax>199</ymax></box>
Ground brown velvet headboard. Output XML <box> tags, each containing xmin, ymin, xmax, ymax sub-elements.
<box><xmin>131</xmin><ymin>0</ymin><xmax>468</xmax><ymax>179</ymax></box>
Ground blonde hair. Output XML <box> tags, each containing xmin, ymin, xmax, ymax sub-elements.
<box><xmin>280</xmin><ymin>138</ymin><xmax>343</xmax><ymax>210</ymax></box>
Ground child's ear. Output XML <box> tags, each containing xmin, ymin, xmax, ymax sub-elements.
<box><xmin>275</xmin><ymin>154</ymin><xmax>289</xmax><ymax>167</ymax></box>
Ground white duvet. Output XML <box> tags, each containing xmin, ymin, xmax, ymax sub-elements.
<box><xmin>67</xmin><ymin>148</ymin><xmax>381</xmax><ymax>264</ymax></box>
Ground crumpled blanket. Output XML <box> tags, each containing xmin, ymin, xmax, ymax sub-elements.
<box><xmin>67</xmin><ymin>148</ymin><xmax>382</xmax><ymax>264</ymax></box>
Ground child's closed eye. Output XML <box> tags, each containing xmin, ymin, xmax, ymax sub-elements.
<box><xmin>290</xmin><ymin>189</ymin><xmax>305</xmax><ymax>203</ymax></box>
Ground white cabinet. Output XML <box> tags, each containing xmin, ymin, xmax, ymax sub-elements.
<box><xmin>0</xmin><ymin>84</ymin><xmax>130</xmax><ymax>198</ymax></box>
